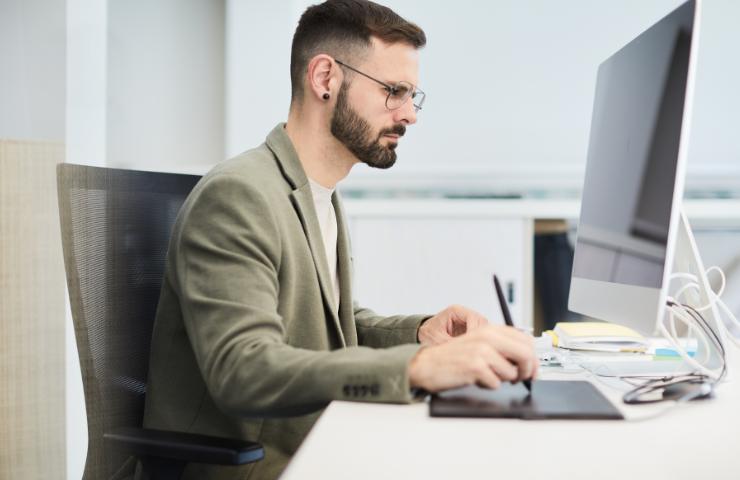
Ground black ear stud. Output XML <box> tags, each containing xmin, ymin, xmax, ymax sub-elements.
<box><xmin>323</xmin><ymin>92</ymin><xmax>330</xmax><ymax>100</ymax></box>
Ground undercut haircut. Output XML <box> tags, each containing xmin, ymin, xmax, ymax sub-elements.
<box><xmin>290</xmin><ymin>0</ymin><xmax>426</xmax><ymax>103</ymax></box>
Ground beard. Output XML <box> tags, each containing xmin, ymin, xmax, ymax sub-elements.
<box><xmin>330</xmin><ymin>82</ymin><xmax>406</xmax><ymax>169</ymax></box>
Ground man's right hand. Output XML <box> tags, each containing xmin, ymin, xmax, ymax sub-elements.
<box><xmin>407</xmin><ymin>325</ymin><xmax>538</xmax><ymax>392</ymax></box>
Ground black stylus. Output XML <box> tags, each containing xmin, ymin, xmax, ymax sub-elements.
<box><xmin>493</xmin><ymin>274</ymin><xmax>532</xmax><ymax>392</ymax></box>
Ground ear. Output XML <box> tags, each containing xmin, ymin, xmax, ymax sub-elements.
<box><xmin>306</xmin><ymin>54</ymin><xmax>341</xmax><ymax>102</ymax></box>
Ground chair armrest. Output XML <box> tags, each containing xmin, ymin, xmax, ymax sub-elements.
<box><xmin>104</xmin><ymin>427</ymin><xmax>264</xmax><ymax>465</ymax></box>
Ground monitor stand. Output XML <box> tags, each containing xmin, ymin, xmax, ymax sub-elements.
<box><xmin>583</xmin><ymin>211</ymin><xmax>734</xmax><ymax>380</ymax></box>
<box><xmin>666</xmin><ymin>210</ymin><xmax>733</xmax><ymax>379</ymax></box>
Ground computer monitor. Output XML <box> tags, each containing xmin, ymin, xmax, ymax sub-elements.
<box><xmin>569</xmin><ymin>0</ymin><xmax>700</xmax><ymax>336</ymax></box>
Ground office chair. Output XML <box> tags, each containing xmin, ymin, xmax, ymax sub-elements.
<box><xmin>57</xmin><ymin>164</ymin><xmax>264</xmax><ymax>480</ymax></box>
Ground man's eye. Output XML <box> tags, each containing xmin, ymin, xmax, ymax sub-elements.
<box><xmin>390</xmin><ymin>85</ymin><xmax>409</xmax><ymax>98</ymax></box>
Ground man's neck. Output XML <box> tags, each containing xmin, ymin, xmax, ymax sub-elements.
<box><xmin>285</xmin><ymin>108</ymin><xmax>356</xmax><ymax>189</ymax></box>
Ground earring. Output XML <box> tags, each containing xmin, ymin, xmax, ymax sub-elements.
<box><xmin>323</xmin><ymin>92</ymin><xmax>330</xmax><ymax>100</ymax></box>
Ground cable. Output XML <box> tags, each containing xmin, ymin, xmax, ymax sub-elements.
<box><xmin>584</xmin><ymin>366</ymin><xmax>710</xmax><ymax>422</ymax></box>
<box><xmin>669</xmin><ymin>265</ymin><xmax>739</xmax><ymax>330</ymax></box>
<box><xmin>618</xmin><ymin>261</ymin><xmax>735</xmax><ymax>406</ymax></box>
<box><xmin>659</xmin><ymin>264</ymin><xmax>737</xmax><ymax>378</ymax></box>
<box><xmin>557</xmin><ymin>265</ymin><xmax>737</xmax><ymax>412</ymax></box>
<box><xmin>658</xmin><ymin>302</ymin><xmax>717</xmax><ymax>379</ymax></box>
<box><xmin>622</xmin><ymin>300</ymin><xmax>726</xmax><ymax>405</ymax></box>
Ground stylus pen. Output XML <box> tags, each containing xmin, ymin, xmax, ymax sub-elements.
<box><xmin>493</xmin><ymin>274</ymin><xmax>532</xmax><ymax>393</ymax></box>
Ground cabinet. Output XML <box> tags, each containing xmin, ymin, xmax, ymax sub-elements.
<box><xmin>345</xmin><ymin>205</ymin><xmax>533</xmax><ymax>329</ymax></box>
<box><xmin>342</xmin><ymin>198</ymin><xmax>740</xmax><ymax>335</ymax></box>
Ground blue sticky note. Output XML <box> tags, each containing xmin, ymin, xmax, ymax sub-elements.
<box><xmin>655</xmin><ymin>348</ymin><xmax>696</xmax><ymax>357</ymax></box>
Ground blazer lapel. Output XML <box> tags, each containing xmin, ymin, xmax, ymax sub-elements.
<box><xmin>333</xmin><ymin>193</ymin><xmax>357</xmax><ymax>346</ymax></box>
<box><xmin>266</xmin><ymin>124</ymin><xmax>346</xmax><ymax>347</ymax></box>
<box><xmin>289</xmin><ymin>187</ymin><xmax>346</xmax><ymax>347</ymax></box>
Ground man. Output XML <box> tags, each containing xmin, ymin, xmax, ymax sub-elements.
<box><xmin>144</xmin><ymin>1</ymin><xmax>537</xmax><ymax>479</ymax></box>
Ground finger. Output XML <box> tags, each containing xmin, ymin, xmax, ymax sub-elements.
<box><xmin>484</xmin><ymin>345</ymin><xmax>519</xmax><ymax>383</ymax></box>
<box><xmin>508</xmin><ymin>331</ymin><xmax>537</xmax><ymax>381</ymax></box>
<box><xmin>482</xmin><ymin>330</ymin><xmax>537</xmax><ymax>381</ymax></box>
<box><xmin>429</xmin><ymin>329</ymin><xmax>453</xmax><ymax>345</ymax></box>
<box><xmin>452</xmin><ymin>317</ymin><xmax>486</xmax><ymax>336</ymax></box>
<box><xmin>470</xmin><ymin>358</ymin><xmax>502</xmax><ymax>389</ymax></box>
<box><xmin>448</xmin><ymin>307</ymin><xmax>471</xmax><ymax>335</ymax></box>
<box><xmin>469</xmin><ymin>314</ymin><xmax>489</xmax><ymax>329</ymax></box>
<box><xmin>449</xmin><ymin>318</ymin><xmax>467</xmax><ymax>337</ymax></box>
<box><xmin>513</xmin><ymin>330</ymin><xmax>537</xmax><ymax>381</ymax></box>
<box><xmin>481</xmin><ymin>325</ymin><xmax>532</xmax><ymax>354</ymax></box>
<box><xmin>504</xmin><ymin>325</ymin><xmax>535</xmax><ymax>345</ymax></box>
<box><xmin>449</xmin><ymin>306</ymin><xmax>488</xmax><ymax>330</ymax></box>
<box><xmin>474</xmin><ymin>369</ymin><xmax>502</xmax><ymax>390</ymax></box>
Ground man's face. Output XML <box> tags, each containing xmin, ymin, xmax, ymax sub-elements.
<box><xmin>330</xmin><ymin>39</ymin><xmax>420</xmax><ymax>169</ymax></box>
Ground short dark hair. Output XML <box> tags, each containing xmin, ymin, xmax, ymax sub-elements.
<box><xmin>290</xmin><ymin>0</ymin><xmax>426</xmax><ymax>103</ymax></box>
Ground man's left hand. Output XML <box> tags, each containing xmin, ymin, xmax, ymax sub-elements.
<box><xmin>417</xmin><ymin>305</ymin><xmax>489</xmax><ymax>345</ymax></box>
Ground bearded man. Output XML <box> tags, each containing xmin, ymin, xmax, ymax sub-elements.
<box><xmin>143</xmin><ymin>1</ymin><xmax>537</xmax><ymax>479</ymax></box>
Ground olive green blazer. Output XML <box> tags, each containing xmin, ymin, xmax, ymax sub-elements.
<box><xmin>143</xmin><ymin>123</ymin><xmax>428</xmax><ymax>480</ymax></box>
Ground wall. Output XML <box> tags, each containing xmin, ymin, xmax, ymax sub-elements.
<box><xmin>107</xmin><ymin>0</ymin><xmax>225</xmax><ymax>171</ymax></box>
<box><xmin>0</xmin><ymin>0</ymin><xmax>66</xmax><ymax>141</ymax></box>
<box><xmin>226</xmin><ymin>0</ymin><xmax>740</xmax><ymax>194</ymax></box>
<box><xmin>0</xmin><ymin>0</ymin><xmax>67</xmax><ymax>476</ymax></box>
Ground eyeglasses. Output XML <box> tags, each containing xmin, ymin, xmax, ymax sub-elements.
<box><xmin>335</xmin><ymin>59</ymin><xmax>425</xmax><ymax>113</ymax></box>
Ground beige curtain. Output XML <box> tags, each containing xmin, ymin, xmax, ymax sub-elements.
<box><xmin>0</xmin><ymin>140</ymin><xmax>66</xmax><ymax>477</ymax></box>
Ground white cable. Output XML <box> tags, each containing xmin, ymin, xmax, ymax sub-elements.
<box><xmin>658</xmin><ymin>306</ymin><xmax>718</xmax><ymax>379</ymax></box>
<box><xmin>672</xmin><ymin>273</ymin><xmax>711</xmax><ymax>312</ymax></box>
<box><xmin>705</xmin><ymin>265</ymin><xmax>727</xmax><ymax>299</ymax></box>
<box><xmin>669</xmin><ymin>266</ymin><xmax>740</xmax><ymax>339</ymax></box>
<box><xmin>664</xmin><ymin>301</ymin><xmax>710</xmax><ymax>364</ymax></box>
<box><xmin>659</xmin><ymin>265</ymin><xmax>739</xmax><ymax>380</ymax></box>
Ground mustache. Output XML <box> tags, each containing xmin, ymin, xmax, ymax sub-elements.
<box><xmin>378</xmin><ymin>124</ymin><xmax>406</xmax><ymax>138</ymax></box>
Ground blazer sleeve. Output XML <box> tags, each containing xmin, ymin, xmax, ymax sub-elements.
<box><xmin>353</xmin><ymin>304</ymin><xmax>432</xmax><ymax>348</ymax></box>
<box><xmin>171</xmin><ymin>173</ymin><xmax>421</xmax><ymax>418</ymax></box>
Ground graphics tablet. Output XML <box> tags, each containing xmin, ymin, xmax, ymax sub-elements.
<box><xmin>430</xmin><ymin>380</ymin><xmax>623</xmax><ymax>420</ymax></box>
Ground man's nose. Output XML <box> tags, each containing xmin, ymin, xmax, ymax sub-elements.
<box><xmin>393</xmin><ymin>98</ymin><xmax>418</xmax><ymax>126</ymax></box>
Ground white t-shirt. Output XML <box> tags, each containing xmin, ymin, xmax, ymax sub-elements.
<box><xmin>308</xmin><ymin>178</ymin><xmax>340</xmax><ymax>314</ymax></box>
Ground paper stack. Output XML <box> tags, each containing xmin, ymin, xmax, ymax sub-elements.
<box><xmin>550</xmin><ymin>322</ymin><xmax>649</xmax><ymax>353</ymax></box>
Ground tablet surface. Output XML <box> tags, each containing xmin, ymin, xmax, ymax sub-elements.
<box><xmin>430</xmin><ymin>380</ymin><xmax>623</xmax><ymax>420</ymax></box>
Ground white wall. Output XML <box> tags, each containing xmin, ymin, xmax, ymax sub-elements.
<box><xmin>107</xmin><ymin>0</ymin><xmax>225</xmax><ymax>171</ymax></box>
<box><xmin>226</xmin><ymin>0</ymin><xmax>297</xmax><ymax>158</ymax></box>
<box><xmin>0</xmin><ymin>0</ymin><xmax>66</xmax><ymax>141</ymax></box>
<box><xmin>226</xmin><ymin>0</ymin><xmax>740</xmax><ymax>194</ymax></box>
<box><xmin>65</xmin><ymin>1</ymin><xmax>109</xmax><ymax>477</ymax></box>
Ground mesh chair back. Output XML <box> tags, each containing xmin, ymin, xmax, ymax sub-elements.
<box><xmin>57</xmin><ymin>164</ymin><xmax>201</xmax><ymax>479</ymax></box>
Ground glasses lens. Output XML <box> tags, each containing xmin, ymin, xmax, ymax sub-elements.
<box><xmin>385</xmin><ymin>81</ymin><xmax>425</xmax><ymax>113</ymax></box>
<box><xmin>385</xmin><ymin>81</ymin><xmax>412</xmax><ymax>110</ymax></box>
<box><xmin>412</xmin><ymin>88</ymin><xmax>426</xmax><ymax>112</ymax></box>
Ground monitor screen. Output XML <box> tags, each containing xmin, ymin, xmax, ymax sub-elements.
<box><xmin>569</xmin><ymin>0</ymin><xmax>697</xmax><ymax>332</ymax></box>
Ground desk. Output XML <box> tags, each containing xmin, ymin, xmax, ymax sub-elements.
<box><xmin>282</xmin><ymin>355</ymin><xmax>740</xmax><ymax>480</ymax></box>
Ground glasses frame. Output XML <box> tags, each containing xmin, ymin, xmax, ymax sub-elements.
<box><xmin>334</xmin><ymin>59</ymin><xmax>425</xmax><ymax>113</ymax></box>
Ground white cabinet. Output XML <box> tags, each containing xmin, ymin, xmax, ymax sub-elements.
<box><xmin>342</xmin><ymin>198</ymin><xmax>740</xmax><ymax>333</ymax></box>
<box><xmin>346</xmin><ymin>211</ymin><xmax>533</xmax><ymax>329</ymax></box>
